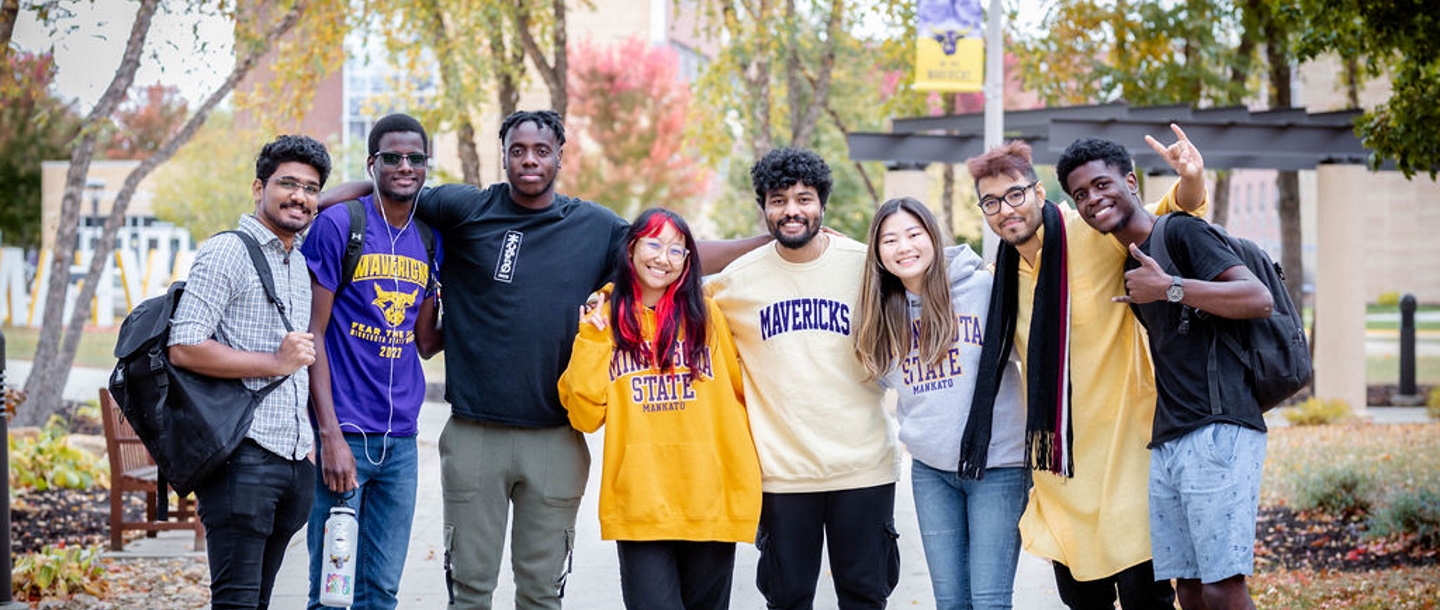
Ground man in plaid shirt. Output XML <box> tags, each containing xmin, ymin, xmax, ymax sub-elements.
<box><xmin>169</xmin><ymin>134</ymin><xmax>330</xmax><ymax>609</ymax></box>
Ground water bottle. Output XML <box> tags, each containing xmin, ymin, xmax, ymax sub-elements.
<box><xmin>318</xmin><ymin>503</ymin><xmax>358</xmax><ymax>607</ymax></box>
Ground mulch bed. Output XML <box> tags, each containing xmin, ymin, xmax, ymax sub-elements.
<box><xmin>9</xmin><ymin>489</ymin><xmax>143</xmax><ymax>554</ymax></box>
<box><xmin>1255</xmin><ymin>505</ymin><xmax>1440</xmax><ymax>572</ymax></box>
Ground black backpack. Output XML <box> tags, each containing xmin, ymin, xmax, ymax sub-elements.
<box><xmin>1150</xmin><ymin>212</ymin><xmax>1313</xmax><ymax>412</ymax></box>
<box><xmin>336</xmin><ymin>199</ymin><xmax>437</xmax><ymax>297</ymax></box>
<box><xmin>108</xmin><ymin>230</ymin><xmax>295</xmax><ymax>495</ymax></box>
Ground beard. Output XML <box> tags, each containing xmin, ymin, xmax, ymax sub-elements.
<box><xmin>769</xmin><ymin>214</ymin><xmax>822</xmax><ymax>250</ymax></box>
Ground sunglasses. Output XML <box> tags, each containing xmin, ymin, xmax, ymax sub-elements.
<box><xmin>374</xmin><ymin>151</ymin><xmax>429</xmax><ymax>167</ymax></box>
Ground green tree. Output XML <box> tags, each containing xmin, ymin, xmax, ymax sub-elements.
<box><xmin>1290</xmin><ymin>0</ymin><xmax>1440</xmax><ymax>178</ymax></box>
<box><xmin>150</xmin><ymin>112</ymin><xmax>260</xmax><ymax>241</ymax></box>
<box><xmin>0</xmin><ymin>51</ymin><xmax>82</xmax><ymax>250</ymax></box>
<box><xmin>566</xmin><ymin>37</ymin><xmax>711</xmax><ymax>220</ymax></box>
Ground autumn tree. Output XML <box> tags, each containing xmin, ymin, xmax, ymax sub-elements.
<box><xmin>102</xmin><ymin>83</ymin><xmax>188</xmax><ymax>160</ymax></box>
<box><xmin>19</xmin><ymin>0</ymin><xmax>332</xmax><ymax>426</ymax></box>
<box><xmin>0</xmin><ymin>51</ymin><xmax>82</xmax><ymax>250</ymax></box>
<box><xmin>688</xmin><ymin>0</ymin><xmax>910</xmax><ymax>239</ymax></box>
<box><xmin>1290</xmin><ymin>0</ymin><xmax>1440</xmax><ymax>179</ymax></box>
<box><xmin>565</xmin><ymin>37</ymin><xmax>710</xmax><ymax>220</ymax></box>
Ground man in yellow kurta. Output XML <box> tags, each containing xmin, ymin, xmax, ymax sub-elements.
<box><xmin>965</xmin><ymin>126</ymin><xmax>1207</xmax><ymax>608</ymax></box>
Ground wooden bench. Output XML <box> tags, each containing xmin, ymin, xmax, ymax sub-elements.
<box><xmin>98</xmin><ymin>388</ymin><xmax>205</xmax><ymax>551</ymax></box>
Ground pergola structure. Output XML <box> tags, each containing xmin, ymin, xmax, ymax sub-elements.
<box><xmin>846</xmin><ymin>102</ymin><xmax>1381</xmax><ymax>412</ymax></box>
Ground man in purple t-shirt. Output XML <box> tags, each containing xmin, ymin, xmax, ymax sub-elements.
<box><xmin>300</xmin><ymin>113</ymin><xmax>442</xmax><ymax>609</ymax></box>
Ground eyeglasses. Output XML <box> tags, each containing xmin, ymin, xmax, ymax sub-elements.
<box><xmin>977</xmin><ymin>181</ymin><xmax>1037</xmax><ymax>216</ymax></box>
<box><xmin>375</xmin><ymin>151</ymin><xmax>429</xmax><ymax>167</ymax></box>
<box><xmin>270</xmin><ymin>177</ymin><xmax>321</xmax><ymax>196</ymax></box>
<box><xmin>637</xmin><ymin>238</ymin><xmax>689</xmax><ymax>262</ymax></box>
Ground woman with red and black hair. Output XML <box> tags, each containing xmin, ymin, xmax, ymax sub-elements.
<box><xmin>558</xmin><ymin>208</ymin><xmax>761</xmax><ymax>610</ymax></box>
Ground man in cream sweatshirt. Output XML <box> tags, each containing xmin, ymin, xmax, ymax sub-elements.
<box><xmin>707</xmin><ymin>147</ymin><xmax>902</xmax><ymax>610</ymax></box>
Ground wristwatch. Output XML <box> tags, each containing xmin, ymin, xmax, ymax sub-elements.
<box><xmin>1166</xmin><ymin>276</ymin><xmax>1185</xmax><ymax>303</ymax></box>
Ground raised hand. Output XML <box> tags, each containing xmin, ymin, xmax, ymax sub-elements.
<box><xmin>1112</xmin><ymin>243</ymin><xmax>1174</xmax><ymax>305</ymax></box>
<box><xmin>1145</xmin><ymin>123</ymin><xmax>1205</xmax><ymax>182</ymax></box>
<box><xmin>580</xmin><ymin>291</ymin><xmax>609</xmax><ymax>331</ymax></box>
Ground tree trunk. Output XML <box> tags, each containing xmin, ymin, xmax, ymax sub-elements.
<box><xmin>513</xmin><ymin>0</ymin><xmax>567</xmax><ymax>118</ymax></box>
<box><xmin>822</xmin><ymin>100</ymin><xmax>877</xmax><ymax>205</ymax></box>
<box><xmin>20</xmin><ymin>0</ymin><xmax>160</xmax><ymax>426</ymax></box>
<box><xmin>941</xmin><ymin>163</ymin><xmax>955</xmax><ymax>240</ymax></box>
<box><xmin>1277</xmin><ymin>169</ymin><xmax>1303</xmax><ymax>311</ymax></box>
<box><xmin>1260</xmin><ymin>0</ymin><xmax>1304</xmax><ymax>311</ymax></box>
<box><xmin>790</xmin><ymin>0</ymin><xmax>842</xmax><ymax>149</ymax></box>
<box><xmin>0</xmin><ymin>0</ymin><xmax>18</xmax><ymax>60</ymax></box>
<box><xmin>427</xmin><ymin>6</ymin><xmax>481</xmax><ymax>185</ymax></box>
<box><xmin>490</xmin><ymin>28</ymin><xmax>524</xmax><ymax>119</ymax></box>
<box><xmin>456</xmin><ymin>120</ymin><xmax>481</xmax><ymax>186</ymax></box>
<box><xmin>20</xmin><ymin>0</ymin><xmax>307</xmax><ymax>425</ymax></box>
<box><xmin>1210</xmin><ymin>169</ymin><xmax>1231</xmax><ymax>227</ymax></box>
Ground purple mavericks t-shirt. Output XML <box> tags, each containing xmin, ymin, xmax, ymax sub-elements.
<box><xmin>302</xmin><ymin>196</ymin><xmax>440</xmax><ymax>436</ymax></box>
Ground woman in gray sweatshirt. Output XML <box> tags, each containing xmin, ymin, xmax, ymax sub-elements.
<box><xmin>854</xmin><ymin>197</ymin><xmax>1027</xmax><ymax>610</ymax></box>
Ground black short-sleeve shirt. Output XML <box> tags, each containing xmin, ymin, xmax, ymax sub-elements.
<box><xmin>416</xmin><ymin>183</ymin><xmax>629</xmax><ymax>427</ymax></box>
<box><xmin>1129</xmin><ymin>213</ymin><xmax>1267</xmax><ymax>446</ymax></box>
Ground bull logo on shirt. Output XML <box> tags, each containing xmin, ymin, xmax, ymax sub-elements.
<box><xmin>371</xmin><ymin>284</ymin><xmax>417</xmax><ymax>327</ymax></box>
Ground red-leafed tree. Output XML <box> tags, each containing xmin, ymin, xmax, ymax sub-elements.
<box><xmin>103</xmin><ymin>83</ymin><xmax>188</xmax><ymax>160</ymax></box>
<box><xmin>566</xmin><ymin>37</ymin><xmax>711</xmax><ymax>220</ymax></box>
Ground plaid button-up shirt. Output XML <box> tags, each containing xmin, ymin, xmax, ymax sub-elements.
<box><xmin>169</xmin><ymin>215</ymin><xmax>314</xmax><ymax>460</ymax></box>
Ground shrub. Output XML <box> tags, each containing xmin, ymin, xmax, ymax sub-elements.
<box><xmin>1427</xmin><ymin>386</ymin><xmax>1440</xmax><ymax>421</ymax></box>
<box><xmin>1369</xmin><ymin>489</ymin><xmax>1440</xmax><ymax>546</ymax></box>
<box><xmin>1283</xmin><ymin>396</ymin><xmax>1352</xmax><ymax>426</ymax></box>
<box><xmin>11</xmin><ymin>545</ymin><xmax>108</xmax><ymax>602</ymax></box>
<box><xmin>8</xmin><ymin>414</ymin><xmax>109</xmax><ymax>491</ymax></box>
<box><xmin>1295</xmin><ymin>466</ymin><xmax>1372</xmax><ymax>516</ymax></box>
<box><xmin>1376</xmin><ymin>291</ymin><xmax>1401</xmax><ymax>307</ymax></box>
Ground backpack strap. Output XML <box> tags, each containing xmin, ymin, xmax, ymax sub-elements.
<box><xmin>221</xmin><ymin>230</ymin><xmax>295</xmax><ymax>398</ymax></box>
<box><xmin>1147</xmin><ymin>214</ymin><xmax>1224</xmax><ymax>415</ymax></box>
<box><xmin>338</xmin><ymin>199</ymin><xmax>440</xmax><ymax>294</ymax></box>
<box><xmin>336</xmin><ymin>199</ymin><xmax>368</xmax><ymax>298</ymax></box>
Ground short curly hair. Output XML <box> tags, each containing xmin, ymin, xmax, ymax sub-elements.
<box><xmin>1055</xmin><ymin>137</ymin><xmax>1133</xmax><ymax>196</ymax></box>
<box><xmin>255</xmin><ymin>134</ymin><xmax>331</xmax><ymax>186</ymax></box>
<box><xmin>750</xmin><ymin>147</ymin><xmax>832</xmax><ymax>207</ymax></box>
<box><xmin>368</xmin><ymin>113</ymin><xmax>428</xmax><ymax>156</ymax></box>
<box><xmin>499</xmin><ymin>110</ymin><xmax>566</xmax><ymax>147</ymax></box>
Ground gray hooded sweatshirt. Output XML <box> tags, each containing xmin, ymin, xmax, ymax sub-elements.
<box><xmin>879</xmin><ymin>245</ymin><xmax>1026</xmax><ymax>472</ymax></box>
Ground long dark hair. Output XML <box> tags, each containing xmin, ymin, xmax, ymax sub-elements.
<box><xmin>854</xmin><ymin>197</ymin><xmax>955</xmax><ymax>381</ymax></box>
<box><xmin>611</xmin><ymin>208</ymin><xmax>709</xmax><ymax>379</ymax></box>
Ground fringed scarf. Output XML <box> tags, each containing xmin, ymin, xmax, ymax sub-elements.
<box><xmin>958</xmin><ymin>200</ymin><xmax>1074</xmax><ymax>479</ymax></box>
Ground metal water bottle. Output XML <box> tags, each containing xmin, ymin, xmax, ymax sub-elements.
<box><xmin>318</xmin><ymin>503</ymin><xmax>358</xmax><ymax>607</ymax></box>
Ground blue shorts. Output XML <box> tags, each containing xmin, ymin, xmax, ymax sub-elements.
<box><xmin>1148</xmin><ymin>422</ymin><xmax>1267</xmax><ymax>583</ymax></box>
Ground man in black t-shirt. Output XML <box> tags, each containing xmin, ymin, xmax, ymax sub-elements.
<box><xmin>1057</xmin><ymin>137</ymin><xmax>1274</xmax><ymax>610</ymax></box>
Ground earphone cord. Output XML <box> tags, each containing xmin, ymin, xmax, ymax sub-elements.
<box><xmin>335</xmin><ymin>173</ymin><xmax>419</xmax><ymax>466</ymax></box>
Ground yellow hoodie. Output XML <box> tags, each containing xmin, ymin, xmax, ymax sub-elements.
<box><xmin>558</xmin><ymin>290</ymin><xmax>761</xmax><ymax>543</ymax></box>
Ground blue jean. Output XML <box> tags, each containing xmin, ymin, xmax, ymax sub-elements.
<box><xmin>307</xmin><ymin>434</ymin><xmax>419</xmax><ymax>610</ymax></box>
<box><xmin>910</xmin><ymin>461</ymin><xmax>1028</xmax><ymax>610</ymax></box>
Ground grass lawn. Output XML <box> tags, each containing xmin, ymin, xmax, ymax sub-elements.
<box><xmin>1367</xmin><ymin>354</ymin><xmax>1440</xmax><ymax>386</ymax></box>
<box><xmin>3</xmin><ymin>326</ymin><xmax>121</xmax><ymax>369</ymax></box>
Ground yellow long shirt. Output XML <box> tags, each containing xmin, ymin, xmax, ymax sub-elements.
<box><xmin>1016</xmin><ymin>188</ymin><xmax>1204</xmax><ymax>580</ymax></box>
<box><xmin>558</xmin><ymin>294</ymin><xmax>762</xmax><ymax>543</ymax></box>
